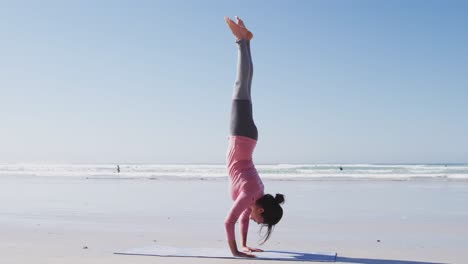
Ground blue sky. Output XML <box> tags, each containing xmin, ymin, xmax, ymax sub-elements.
<box><xmin>1</xmin><ymin>0</ymin><xmax>467</xmax><ymax>164</ymax></box>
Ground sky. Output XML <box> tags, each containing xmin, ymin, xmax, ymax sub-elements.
<box><xmin>1</xmin><ymin>0</ymin><xmax>467</xmax><ymax>164</ymax></box>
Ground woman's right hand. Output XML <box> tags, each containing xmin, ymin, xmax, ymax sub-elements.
<box><xmin>233</xmin><ymin>250</ymin><xmax>256</xmax><ymax>258</ymax></box>
<box><xmin>228</xmin><ymin>239</ymin><xmax>255</xmax><ymax>258</ymax></box>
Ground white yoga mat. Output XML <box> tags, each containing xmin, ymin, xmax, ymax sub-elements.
<box><xmin>115</xmin><ymin>245</ymin><xmax>337</xmax><ymax>262</ymax></box>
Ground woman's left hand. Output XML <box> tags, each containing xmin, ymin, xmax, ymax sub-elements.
<box><xmin>242</xmin><ymin>246</ymin><xmax>264</xmax><ymax>253</ymax></box>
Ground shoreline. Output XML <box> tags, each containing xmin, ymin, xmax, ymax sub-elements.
<box><xmin>3</xmin><ymin>174</ymin><xmax>468</xmax><ymax>183</ymax></box>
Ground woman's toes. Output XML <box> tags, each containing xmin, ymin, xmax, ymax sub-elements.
<box><xmin>236</xmin><ymin>16</ymin><xmax>246</xmax><ymax>28</ymax></box>
<box><xmin>225</xmin><ymin>16</ymin><xmax>252</xmax><ymax>41</ymax></box>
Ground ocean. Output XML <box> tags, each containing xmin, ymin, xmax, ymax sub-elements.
<box><xmin>1</xmin><ymin>163</ymin><xmax>467</xmax><ymax>181</ymax></box>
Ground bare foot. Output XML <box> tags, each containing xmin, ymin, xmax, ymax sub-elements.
<box><xmin>236</xmin><ymin>16</ymin><xmax>246</xmax><ymax>28</ymax></box>
<box><xmin>224</xmin><ymin>16</ymin><xmax>253</xmax><ymax>41</ymax></box>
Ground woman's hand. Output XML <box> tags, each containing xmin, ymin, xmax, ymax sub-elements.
<box><xmin>242</xmin><ymin>246</ymin><xmax>264</xmax><ymax>253</ymax></box>
<box><xmin>233</xmin><ymin>250</ymin><xmax>256</xmax><ymax>258</ymax></box>
<box><xmin>228</xmin><ymin>240</ymin><xmax>255</xmax><ymax>258</ymax></box>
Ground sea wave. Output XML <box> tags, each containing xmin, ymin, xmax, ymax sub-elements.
<box><xmin>1</xmin><ymin>163</ymin><xmax>467</xmax><ymax>181</ymax></box>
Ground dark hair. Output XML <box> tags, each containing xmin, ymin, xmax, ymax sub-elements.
<box><xmin>256</xmin><ymin>193</ymin><xmax>285</xmax><ymax>244</ymax></box>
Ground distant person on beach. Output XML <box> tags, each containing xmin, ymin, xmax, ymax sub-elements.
<box><xmin>117</xmin><ymin>165</ymin><xmax>120</xmax><ymax>173</ymax></box>
<box><xmin>224</xmin><ymin>16</ymin><xmax>285</xmax><ymax>258</ymax></box>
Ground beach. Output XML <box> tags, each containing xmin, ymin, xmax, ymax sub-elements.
<box><xmin>2</xmin><ymin>1</ymin><xmax>467</xmax><ymax>263</ymax></box>
<box><xmin>1</xmin><ymin>172</ymin><xmax>467</xmax><ymax>264</ymax></box>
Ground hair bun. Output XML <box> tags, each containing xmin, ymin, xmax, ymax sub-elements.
<box><xmin>274</xmin><ymin>193</ymin><xmax>285</xmax><ymax>204</ymax></box>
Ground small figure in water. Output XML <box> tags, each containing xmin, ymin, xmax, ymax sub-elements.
<box><xmin>339</xmin><ymin>166</ymin><xmax>343</xmax><ymax>171</ymax></box>
<box><xmin>117</xmin><ymin>165</ymin><xmax>120</xmax><ymax>173</ymax></box>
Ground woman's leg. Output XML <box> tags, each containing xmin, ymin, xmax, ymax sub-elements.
<box><xmin>230</xmin><ymin>39</ymin><xmax>258</xmax><ymax>140</ymax></box>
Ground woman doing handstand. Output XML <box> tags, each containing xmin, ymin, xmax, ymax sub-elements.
<box><xmin>224</xmin><ymin>16</ymin><xmax>285</xmax><ymax>258</ymax></box>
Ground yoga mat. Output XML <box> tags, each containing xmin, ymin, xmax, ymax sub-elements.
<box><xmin>115</xmin><ymin>245</ymin><xmax>337</xmax><ymax>262</ymax></box>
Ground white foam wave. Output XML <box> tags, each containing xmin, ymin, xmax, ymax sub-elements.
<box><xmin>1</xmin><ymin>163</ymin><xmax>467</xmax><ymax>181</ymax></box>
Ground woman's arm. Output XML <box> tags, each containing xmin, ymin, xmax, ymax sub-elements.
<box><xmin>239</xmin><ymin>208</ymin><xmax>264</xmax><ymax>253</ymax></box>
<box><xmin>239</xmin><ymin>208</ymin><xmax>251</xmax><ymax>247</ymax></box>
<box><xmin>225</xmin><ymin>192</ymin><xmax>256</xmax><ymax>258</ymax></box>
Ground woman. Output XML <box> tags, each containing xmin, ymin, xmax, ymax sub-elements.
<box><xmin>224</xmin><ymin>16</ymin><xmax>285</xmax><ymax>258</ymax></box>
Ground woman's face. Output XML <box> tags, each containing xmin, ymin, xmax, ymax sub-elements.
<box><xmin>250</xmin><ymin>204</ymin><xmax>264</xmax><ymax>224</ymax></box>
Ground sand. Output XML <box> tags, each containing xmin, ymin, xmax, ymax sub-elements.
<box><xmin>1</xmin><ymin>175</ymin><xmax>467</xmax><ymax>263</ymax></box>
